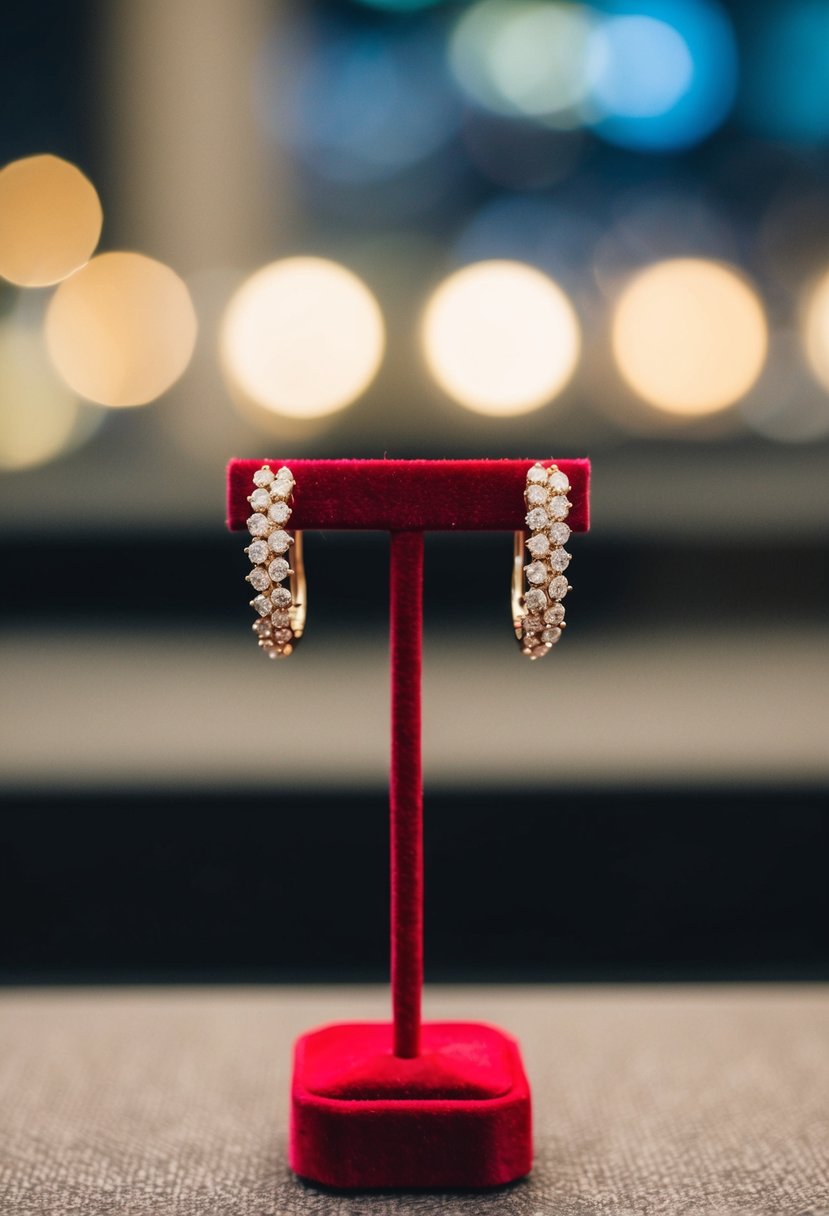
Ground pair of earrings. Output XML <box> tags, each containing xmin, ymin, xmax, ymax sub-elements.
<box><xmin>243</xmin><ymin>462</ymin><xmax>573</xmax><ymax>662</ymax></box>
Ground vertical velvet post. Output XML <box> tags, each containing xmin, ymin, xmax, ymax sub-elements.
<box><xmin>389</xmin><ymin>530</ymin><xmax>424</xmax><ymax>1059</ymax></box>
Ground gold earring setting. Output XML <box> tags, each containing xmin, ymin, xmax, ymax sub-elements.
<box><xmin>513</xmin><ymin>462</ymin><xmax>572</xmax><ymax>660</ymax></box>
<box><xmin>244</xmin><ymin>464</ymin><xmax>306</xmax><ymax>659</ymax></box>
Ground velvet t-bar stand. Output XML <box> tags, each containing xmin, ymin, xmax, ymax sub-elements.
<box><xmin>227</xmin><ymin>458</ymin><xmax>591</xmax><ymax>1190</ymax></box>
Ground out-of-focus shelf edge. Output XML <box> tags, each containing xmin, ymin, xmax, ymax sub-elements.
<box><xmin>0</xmin><ymin>625</ymin><xmax>827</xmax><ymax>790</ymax></box>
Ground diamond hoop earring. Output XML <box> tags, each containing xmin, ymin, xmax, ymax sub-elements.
<box><xmin>512</xmin><ymin>462</ymin><xmax>572</xmax><ymax>660</ymax></box>
<box><xmin>244</xmin><ymin>464</ymin><xmax>306</xmax><ymax>659</ymax></box>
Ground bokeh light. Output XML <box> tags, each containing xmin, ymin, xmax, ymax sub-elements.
<box><xmin>741</xmin><ymin>329</ymin><xmax>829</xmax><ymax>444</ymax></box>
<box><xmin>456</xmin><ymin>195</ymin><xmax>600</xmax><ymax>290</ymax></box>
<box><xmin>220</xmin><ymin>257</ymin><xmax>385</xmax><ymax>419</ymax></box>
<box><xmin>612</xmin><ymin>259</ymin><xmax>767</xmax><ymax>415</ymax></box>
<box><xmin>589</xmin><ymin>17</ymin><xmax>693</xmax><ymax>117</ymax></box>
<box><xmin>741</xmin><ymin>2</ymin><xmax>829</xmax><ymax>144</ymax></box>
<box><xmin>451</xmin><ymin>1</ymin><xmax>594</xmax><ymax>128</ymax></box>
<box><xmin>45</xmin><ymin>252</ymin><xmax>197</xmax><ymax>408</ymax></box>
<box><xmin>592</xmin><ymin>188</ymin><xmax>737</xmax><ymax>297</ymax></box>
<box><xmin>262</xmin><ymin>21</ymin><xmax>458</xmax><ymax>185</ymax></box>
<box><xmin>803</xmin><ymin>269</ymin><xmax>829</xmax><ymax>394</ymax></box>
<box><xmin>422</xmin><ymin>259</ymin><xmax>580</xmax><ymax>415</ymax></box>
<box><xmin>586</xmin><ymin>0</ymin><xmax>737</xmax><ymax>151</ymax></box>
<box><xmin>758</xmin><ymin>187</ymin><xmax>829</xmax><ymax>297</ymax></box>
<box><xmin>350</xmin><ymin>0</ymin><xmax>445</xmax><ymax>9</ymax></box>
<box><xmin>0</xmin><ymin>154</ymin><xmax>103</xmax><ymax>287</ymax></box>
<box><xmin>0</xmin><ymin>313</ymin><xmax>101</xmax><ymax>470</ymax></box>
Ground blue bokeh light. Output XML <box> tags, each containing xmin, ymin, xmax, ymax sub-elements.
<box><xmin>455</xmin><ymin>195</ymin><xmax>602</xmax><ymax>291</ymax></box>
<box><xmin>258</xmin><ymin>20</ymin><xmax>460</xmax><ymax>184</ymax></box>
<box><xmin>349</xmin><ymin>0</ymin><xmax>446</xmax><ymax>10</ymax></box>
<box><xmin>589</xmin><ymin>16</ymin><xmax>693</xmax><ymax>120</ymax></box>
<box><xmin>742</xmin><ymin>1</ymin><xmax>829</xmax><ymax>144</ymax></box>
<box><xmin>586</xmin><ymin>0</ymin><xmax>738</xmax><ymax>151</ymax></box>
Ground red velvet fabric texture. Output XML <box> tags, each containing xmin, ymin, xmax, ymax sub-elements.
<box><xmin>226</xmin><ymin>458</ymin><xmax>590</xmax><ymax>532</ymax></box>
<box><xmin>389</xmin><ymin>533</ymin><xmax>423</xmax><ymax>1059</ymax></box>
<box><xmin>290</xmin><ymin>1022</ymin><xmax>532</xmax><ymax>1189</ymax></box>
<box><xmin>300</xmin><ymin>1023</ymin><xmax>515</xmax><ymax>1099</ymax></box>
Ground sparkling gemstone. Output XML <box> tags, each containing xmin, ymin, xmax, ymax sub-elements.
<box><xmin>531</xmin><ymin>644</ymin><xmax>548</xmax><ymax>659</ymax></box>
<box><xmin>249</xmin><ymin>488</ymin><xmax>271</xmax><ymax>511</ymax></box>
<box><xmin>544</xmin><ymin>604</ymin><xmax>565</xmax><ymax>625</ymax></box>
<box><xmin>524</xmin><ymin>587</ymin><xmax>547</xmax><ymax>611</ymax></box>
<box><xmin>548</xmin><ymin>470</ymin><xmax>570</xmax><ymax>493</ymax></box>
<box><xmin>549</xmin><ymin>522</ymin><xmax>571</xmax><ymax>545</ymax></box>
<box><xmin>268</xmin><ymin>558</ymin><xmax>289</xmax><ymax>582</ymax></box>
<box><xmin>252</xmin><ymin>619</ymin><xmax>272</xmax><ymax>637</ymax></box>
<box><xmin>271</xmin><ymin>479</ymin><xmax>293</xmax><ymax>501</ymax></box>
<box><xmin>268</xmin><ymin>529</ymin><xmax>292</xmax><ymax>553</ymax></box>
<box><xmin>549</xmin><ymin>575</ymin><xmax>569</xmax><ymax>599</ymax></box>
<box><xmin>252</xmin><ymin>467</ymin><xmax>274</xmax><ymax>487</ymax></box>
<box><xmin>276</xmin><ymin>466</ymin><xmax>294</xmax><ymax>482</ymax></box>
<box><xmin>526</xmin><ymin>485</ymin><xmax>548</xmax><ymax>507</ymax></box>
<box><xmin>525</xmin><ymin>560</ymin><xmax>548</xmax><ymax>585</ymax></box>
<box><xmin>273</xmin><ymin>628</ymin><xmax>292</xmax><ymax>644</ymax></box>
<box><xmin>251</xmin><ymin>594</ymin><xmax>271</xmax><ymax>617</ymax></box>
<box><xmin>271</xmin><ymin>610</ymin><xmax>291</xmax><ymax>627</ymax></box>
<box><xmin>246</xmin><ymin>567</ymin><xmax>271</xmax><ymax>592</ymax></box>
<box><xmin>522</xmin><ymin>614</ymin><xmax>543</xmax><ymax>633</ymax></box>
<box><xmin>247</xmin><ymin>513</ymin><xmax>269</xmax><ymax>537</ymax></box>
<box><xmin>527</xmin><ymin>464</ymin><xmax>548</xmax><ymax>484</ymax></box>
<box><xmin>526</xmin><ymin>534</ymin><xmax>550</xmax><ymax>558</ymax></box>
<box><xmin>268</xmin><ymin>501</ymin><xmax>290</xmax><ymax>524</ymax></box>
<box><xmin>550</xmin><ymin>548</ymin><xmax>571</xmax><ymax>572</ymax></box>
<box><xmin>271</xmin><ymin>585</ymin><xmax>291</xmax><ymax>606</ymax></box>
<box><xmin>542</xmin><ymin>627</ymin><xmax>562</xmax><ymax>644</ymax></box>
<box><xmin>549</xmin><ymin>495</ymin><xmax>570</xmax><ymax>520</ymax></box>
<box><xmin>246</xmin><ymin>540</ymin><xmax>269</xmax><ymax>564</ymax></box>
<box><xmin>526</xmin><ymin>507</ymin><xmax>549</xmax><ymax>530</ymax></box>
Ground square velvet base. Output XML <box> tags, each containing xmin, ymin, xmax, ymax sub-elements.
<box><xmin>290</xmin><ymin>1021</ymin><xmax>532</xmax><ymax>1189</ymax></box>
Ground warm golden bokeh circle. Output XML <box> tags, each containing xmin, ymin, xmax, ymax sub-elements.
<box><xmin>0</xmin><ymin>154</ymin><xmax>103</xmax><ymax>287</ymax></box>
<box><xmin>612</xmin><ymin>258</ymin><xmax>768</xmax><ymax>415</ymax></box>
<box><xmin>45</xmin><ymin>252</ymin><xmax>198</xmax><ymax>408</ymax></box>
<box><xmin>421</xmin><ymin>259</ymin><xmax>580</xmax><ymax>415</ymax></box>
<box><xmin>220</xmin><ymin>257</ymin><xmax>385</xmax><ymax>419</ymax></box>
<box><xmin>803</xmin><ymin>269</ymin><xmax>829</xmax><ymax>394</ymax></box>
<box><xmin>0</xmin><ymin>321</ymin><xmax>82</xmax><ymax>470</ymax></box>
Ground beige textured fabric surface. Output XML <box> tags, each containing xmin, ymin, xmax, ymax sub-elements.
<box><xmin>0</xmin><ymin>986</ymin><xmax>827</xmax><ymax>1216</ymax></box>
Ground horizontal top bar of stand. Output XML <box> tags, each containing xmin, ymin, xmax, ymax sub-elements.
<box><xmin>226</xmin><ymin>458</ymin><xmax>590</xmax><ymax>533</ymax></box>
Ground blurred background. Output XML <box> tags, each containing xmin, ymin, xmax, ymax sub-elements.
<box><xmin>0</xmin><ymin>0</ymin><xmax>827</xmax><ymax>985</ymax></box>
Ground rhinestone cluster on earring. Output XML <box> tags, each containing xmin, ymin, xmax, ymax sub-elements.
<box><xmin>245</xmin><ymin>464</ymin><xmax>305</xmax><ymax>659</ymax></box>
<box><xmin>514</xmin><ymin>462</ymin><xmax>572</xmax><ymax>660</ymax></box>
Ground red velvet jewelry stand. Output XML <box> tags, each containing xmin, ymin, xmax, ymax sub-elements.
<box><xmin>226</xmin><ymin>459</ymin><xmax>590</xmax><ymax>1189</ymax></box>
